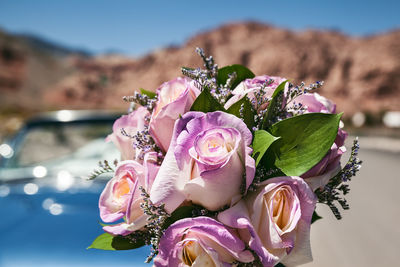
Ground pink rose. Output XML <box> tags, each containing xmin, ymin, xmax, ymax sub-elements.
<box><xmin>293</xmin><ymin>92</ymin><xmax>336</xmax><ymax>114</ymax></box>
<box><xmin>106</xmin><ymin>106</ymin><xmax>149</xmax><ymax>161</ymax></box>
<box><xmin>218</xmin><ymin>176</ymin><xmax>316</xmax><ymax>267</ymax></box>
<box><xmin>149</xmin><ymin>77</ymin><xmax>200</xmax><ymax>152</ymax></box>
<box><xmin>99</xmin><ymin>152</ymin><xmax>159</xmax><ymax>235</ymax></box>
<box><xmin>224</xmin><ymin>75</ymin><xmax>287</xmax><ymax>110</ymax></box>
<box><xmin>153</xmin><ymin>217</ymin><xmax>254</xmax><ymax>267</ymax></box>
<box><xmin>294</xmin><ymin>93</ymin><xmax>348</xmax><ymax>190</ymax></box>
<box><xmin>150</xmin><ymin>111</ymin><xmax>255</xmax><ymax>212</ymax></box>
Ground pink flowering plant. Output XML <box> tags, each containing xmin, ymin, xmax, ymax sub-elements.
<box><xmin>87</xmin><ymin>48</ymin><xmax>362</xmax><ymax>266</ymax></box>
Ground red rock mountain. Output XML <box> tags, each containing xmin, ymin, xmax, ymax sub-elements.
<box><xmin>1</xmin><ymin>22</ymin><xmax>399</xmax><ymax>117</ymax></box>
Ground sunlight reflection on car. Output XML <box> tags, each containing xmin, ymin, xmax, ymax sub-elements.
<box><xmin>0</xmin><ymin>184</ymin><xmax>10</xmax><ymax>197</ymax></box>
<box><xmin>33</xmin><ymin>165</ymin><xmax>47</xmax><ymax>178</ymax></box>
<box><xmin>23</xmin><ymin>183</ymin><xmax>39</xmax><ymax>195</ymax></box>
<box><xmin>56</xmin><ymin>170</ymin><xmax>74</xmax><ymax>191</ymax></box>
<box><xmin>0</xmin><ymin>143</ymin><xmax>13</xmax><ymax>158</ymax></box>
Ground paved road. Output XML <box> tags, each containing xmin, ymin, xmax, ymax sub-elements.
<box><xmin>303</xmin><ymin>137</ymin><xmax>400</xmax><ymax>267</ymax></box>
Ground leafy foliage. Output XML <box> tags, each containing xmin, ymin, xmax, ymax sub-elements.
<box><xmin>311</xmin><ymin>211</ymin><xmax>322</xmax><ymax>224</ymax></box>
<box><xmin>217</xmin><ymin>64</ymin><xmax>255</xmax><ymax>89</ymax></box>
<box><xmin>261</xmin><ymin>80</ymin><xmax>288</xmax><ymax>129</ymax></box>
<box><xmin>163</xmin><ymin>206</ymin><xmax>196</xmax><ymax>230</ymax></box>
<box><xmin>252</xmin><ymin>130</ymin><xmax>280</xmax><ymax>166</ymax></box>
<box><xmin>87</xmin><ymin>160</ymin><xmax>116</xmax><ymax>180</ymax></box>
<box><xmin>227</xmin><ymin>95</ymin><xmax>256</xmax><ymax>131</ymax></box>
<box><xmin>87</xmin><ymin>233</ymin><xmax>145</xmax><ymax>250</ymax></box>
<box><xmin>140</xmin><ymin>88</ymin><xmax>157</xmax><ymax>99</ymax></box>
<box><xmin>267</xmin><ymin>113</ymin><xmax>342</xmax><ymax>176</ymax></box>
<box><xmin>190</xmin><ymin>88</ymin><xmax>226</xmax><ymax>112</ymax></box>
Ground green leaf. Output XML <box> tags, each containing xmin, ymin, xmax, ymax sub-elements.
<box><xmin>140</xmin><ymin>88</ymin><xmax>157</xmax><ymax>99</ymax></box>
<box><xmin>88</xmin><ymin>233</ymin><xmax>144</xmax><ymax>250</ymax></box>
<box><xmin>252</xmin><ymin>130</ymin><xmax>280</xmax><ymax>166</ymax></box>
<box><xmin>88</xmin><ymin>233</ymin><xmax>114</xmax><ymax>250</ymax></box>
<box><xmin>163</xmin><ymin>206</ymin><xmax>196</xmax><ymax>230</ymax></box>
<box><xmin>261</xmin><ymin>80</ymin><xmax>288</xmax><ymax>129</ymax></box>
<box><xmin>217</xmin><ymin>64</ymin><xmax>255</xmax><ymax>89</ymax></box>
<box><xmin>272</xmin><ymin>80</ymin><xmax>288</xmax><ymax>98</ymax></box>
<box><xmin>190</xmin><ymin>88</ymin><xmax>226</xmax><ymax>112</ymax></box>
<box><xmin>268</xmin><ymin>113</ymin><xmax>342</xmax><ymax>176</ymax></box>
<box><xmin>227</xmin><ymin>96</ymin><xmax>256</xmax><ymax>130</ymax></box>
<box><xmin>311</xmin><ymin>211</ymin><xmax>322</xmax><ymax>224</ymax></box>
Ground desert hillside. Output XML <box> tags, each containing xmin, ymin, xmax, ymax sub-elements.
<box><xmin>1</xmin><ymin>22</ymin><xmax>399</xmax><ymax>116</ymax></box>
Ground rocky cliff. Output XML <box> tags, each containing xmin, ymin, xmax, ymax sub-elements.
<box><xmin>1</xmin><ymin>22</ymin><xmax>399</xmax><ymax>116</ymax></box>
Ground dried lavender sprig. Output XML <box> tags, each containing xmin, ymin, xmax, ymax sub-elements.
<box><xmin>190</xmin><ymin>204</ymin><xmax>229</xmax><ymax>218</ymax></box>
<box><xmin>139</xmin><ymin>186</ymin><xmax>170</xmax><ymax>263</ymax></box>
<box><xmin>248</xmin><ymin>79</ymin><xmax>290</xmax><ymax>131</ymax></box>
<box><xmin>253</xmin><ymin>88</ymin><xmax>285</xmax><ymax>130</ymax></box>
<box><xmin>125</xmin><ymin>230</ymin><xmax>152</xmax><ymax>246</ymax></box>
<box><xmin>184</xmin><ymin>48</ymin><xmax>249</xmax><ymax>106</ymax></box>
<box><xmin>315</xmin><ymin>137</ymin><xmax>362</xmax><ymax>219</ymax></box>
<box><xmin>87</xmin><ymin>160</ymin><xmax>115</xmax><ymax>180</ymax></box>
<box><xmin>253</xmin><ymin>80</ymin><xmax>324</xmax><ymax>131</ymax></box>
<box><xmin>183</xmin><ymin>48</ymin><xmax>240</xmax><ymax>104</ymax></box>
<box><xmin>210</xmin><ymin>71</ymin><xmax>236</xmax><ymax>104</ymax></box>
<box><xmin>239</xmin><ymin>103</ymin><xmax>246</xmax><ymax>121</ymax></box>
<box><xmin>283</xmin><ymin>80</ymin><xmax>324</xmax><ymax>114</ymax></box>
<box><xmin>181</xmin><ymin>67</ymin><xmax>217</xmax><ymax>92</ymax></box>
<box><xmin>337</xmin><ymin>137</ymin><xmax>362</xmax><ymax>183</ymax></box>
<box><xmin>195</xmin><ymin>47</ymin><xmax>218</xmax><ymax>78</ymax></box>
<box><xmin>239</xmin><ymin>166</ymin><xmax>281</xmax><ymax>196</ymax></box>
<box><xmin>250</xmin><ymin>78</ymin><xmax>274</xmax><ymax>110</ymax></box>
<box><xmin>120</xmin><ymin>115</ymin><xmax>163</xmax><ymax>162</ymax></box>
<box><xmin>123</xmin><ymin>91</ymin><xmax>158</xmax><ymax>112</ymax></box>
<box><xmin>286</xmin><ymin>101</ymin><xmax>307</xmax><ymax>116</ymax></box>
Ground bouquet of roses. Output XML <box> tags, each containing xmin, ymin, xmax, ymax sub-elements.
<box><xmin>88</xmin><ymin>48</ymin><xmax>362</xmax><ymax>267</ymax></box>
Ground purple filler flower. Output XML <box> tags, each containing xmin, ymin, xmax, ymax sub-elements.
<box><xmin>150</xmin><ymin>111</ymin><xmax>255</xmax><ymax>212</ymax></box>
<box><xmin>153</xmin><ymin>217</ymin><xmax>254</xmax><ymax>267</ymax></box>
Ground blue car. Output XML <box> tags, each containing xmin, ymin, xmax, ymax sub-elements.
<box><xmin>0</xmin><ymin>110</ymin><xmax>149</xmax><ymax>267</ymax></box>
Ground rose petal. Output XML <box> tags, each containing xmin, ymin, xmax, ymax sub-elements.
<box><xmin>154</xmin><ymin>217</ymin><xmax>254</xmax><ymax>267</ymax></box>
<box><xmin>150</xmin><ymin>77</ymin><xmax>200</xmax><ymax>152</ymax></box>
<box><xmin>149</xmin><ymin>146</ymin><xmax>188</xmax><ymax>213</ymax></box>
<box><xmin>184</xmin><ymin>152</ymin><xmax>244</xmax><ymax>211</ymax></box>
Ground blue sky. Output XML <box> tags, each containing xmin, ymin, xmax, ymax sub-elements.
<box><xmin>0</xmin><ymin>0</ymin><xmax>398</xmax><ymax>56</ymax></box>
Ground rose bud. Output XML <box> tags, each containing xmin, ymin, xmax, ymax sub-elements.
<box><xmin>149</xmin><ymin>77</ymin><xmax>200</xmax><ymax>152</ymax></box>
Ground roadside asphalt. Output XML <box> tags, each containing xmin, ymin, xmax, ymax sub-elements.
<box><xmin>303</xmin><ymin>136</ymin><xmax>400</xmax><ymax>267</ymax></box>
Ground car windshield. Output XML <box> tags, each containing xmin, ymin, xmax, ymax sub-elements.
<box><xmin>0</xmin><ymin>117</ymin><xmax>120</xmax><ymax>182</ymax></box>
<box><xmin>6</xmin><ymin>122</ymin><xmax>112</xmax><ymax>168</ymax></box>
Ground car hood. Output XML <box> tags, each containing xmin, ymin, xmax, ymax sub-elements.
<box><xmin>0</xmin><ymin>183</ymin><xmax>150</xmax><ymax>267</ymax></box>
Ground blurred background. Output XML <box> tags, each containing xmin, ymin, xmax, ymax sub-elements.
<box><xmin>0</xmin><ymin>0</ymin><xmax>399</xmax><ymax>266</ymax></box>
